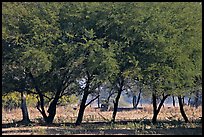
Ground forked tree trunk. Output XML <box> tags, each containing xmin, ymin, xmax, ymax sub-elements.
<box><xmin>178</xmin><ymin>96</ymin><xmax>189</xmax><ymax>123</ymax></box>
<box><xmin>27</xmin><ymin>70</ymin><xmax>62</xmax><ymax>124</ymax></box>
<box><xmin>152</xmin><ymin>93</ymin><xmax>169</xmax><ymax>124</ymax></box>
<box><xmin>45</xmin><ymin>89</ymin><xmax>61</xmax><ymax>124</ymax></box>
<box><xmin>21</xmin><ymin>91</ymin><xmax>31</xmax><ymax>123</ymax></box>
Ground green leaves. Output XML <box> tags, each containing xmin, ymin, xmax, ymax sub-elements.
<box><xmin>2</xmin><ymin>2</ymin><xmax>201</xmax><ymax>103</ymax></box>
<box><xmin>21</xmin><ymin>48</ymin><xmax>52</xmax><ymax>76</ymax></box>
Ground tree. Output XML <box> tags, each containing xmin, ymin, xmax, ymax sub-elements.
<box><xmin>125</xmin><ymin>2</ymin><xmax>202</xmax><ymax>123</ymax></box>
<box><xmin>2</xmin><ymin>2</ymin><xmax>81</xmax><ymax>124</ymax></box>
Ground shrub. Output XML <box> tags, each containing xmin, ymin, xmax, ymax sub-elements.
<box><xmin>2</xmin><ymin>92</ymin><xmax>21</xmax><ymax>110</ymax></box>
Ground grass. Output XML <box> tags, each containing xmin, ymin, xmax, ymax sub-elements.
<box><xmin>2</xmin><ymin>104</ymin><xmax>202</xmax><ymax>135</ymax></box>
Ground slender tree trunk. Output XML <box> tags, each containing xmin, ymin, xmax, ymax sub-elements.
<box><xmin>133</xmin><ymin>95</ymin><xmax>137</xmax><ymax>109</ymax></box>
<box><xmin>187</xmin><ymin>97</ymin><xmax>191</xmax><ymax>106</ymax></box>
<box><xmin>194</xmin><ymin>91</ymin><xmax>199</xmax><ymax>108</ymax></box>
<box><xmin>133</xmin><ymin>89</ymin><xmax>142</xmax><ymax>109</ymax></box>
<box><xmin>75</xmin><ymin>92</ymin><xmax>89</xmax><ymax>126</ymax></box>
<box><xmin>111</xmin><ymin>78</ymin><xmax>124</xmax><ymax>123</ymax></box>
<box><xmin>178</xmin><ymin>96</ymin><xmax>189</xmax><ymax>123</ymax></box>
<box><xmin>182</xmin><ymin>96</ymin><xmax>185</xmax><ymax>105</ymax></box>
<box><xmin>152</xmin><ymin>93</ymin><xmax>169</xmax><ymax>124</ymax></box>
<box><xmin>172</xmin><ymin>95</ymin><xmax>175</xmax><ymax>107</ymax></box>
<box><xmin>75</xmin><ymin>72</ymin><xmax>90</xmax><ymax>126</ymax></box>
<box><xmin>21</xmin><ymin>91</ymin><xmax>30</xmax><ymax>123</ymax></box>
<box><xmin>98</xmin><ymin>96</ymin><xmax>100</xmax><ymax>108</ymax></box>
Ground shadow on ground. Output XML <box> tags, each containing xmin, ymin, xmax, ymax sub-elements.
<box><xmin>2</xmin><ymin>119</ymin><xmax>202</xmax><ymax>135</ymax></box>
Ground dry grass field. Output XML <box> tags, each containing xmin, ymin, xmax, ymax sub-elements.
<box><xmin>2</xmin><ymin>104</ymin><xmax>202</xmax><ymax>135</ymax></box>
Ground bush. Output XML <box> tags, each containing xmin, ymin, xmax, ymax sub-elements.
<box><xmin>2</xmin><ymin>91</ymin><xmax>38</xmax><ymax>110</ymax></box>
<box><xmin>2</xmin><ymin>92</ymin><xmax>21</xmax><ymax>110</ymax></box>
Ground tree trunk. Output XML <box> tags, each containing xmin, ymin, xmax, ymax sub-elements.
<box><xmin>187</xmin><ymin>97</ymin><xmax>191</xmax><ymax>106</ymax></box>
<box><xmin>98</xmin><ymin>96</ymin><xmax>100</xmax><ymax>108</ymax></box>
<box><xmin>75</xmin><ymin>72</ymin><xmax>90</xmax><ymax>126</ymax></box>
<box><xmin>133</xmin><ymin>95</ymin><xmax>137</xmax><ymax>109</ymax></box>
<box><xmin>172</xmin><ymin>95</ymin><xmax>175</xmax><ymax>107</ymax></box>
<box><xmin>152</xmin><ymin>93</ymin><xmax>169</xmax><ymax>124</ymax></box>
<box><xmin>182</xmin><ymin>96</ymin><xmax>185</xmax><ymax>105</ymax></box>
<box><xmin>45</xmin><ymin>89</ymin><xmax>61</xmax><ymax>124</ymax></box>
<box><xmin>111</xmin><ymin>78</ymin><xmax>124</xmax><ymax>123</ymax></box>
<box><xmin>152</xmin><ymin>93</ymin><xmax>157</xmax><ymax>124</ymax></box>
<box><xmin>27</xmin><ymin>71</ymin><xmax>48</xmax><ymax>121</ymax></box>
<box><xmin>75</xmin><ymin>92</ymin><xmax>89</xmax><ymax>126</ymax></box>
<box><xmin>133</xmin><ymin>89</ymin><xmax>142</xmax><ymax>109</ymax></box>
<box><xmin>21</xmin><ymin>91</ymin><xmax>30</xmax><ymax>123</ymax></box>
<box><xmin>194</xmin><ymin>91</ymin><xmax>199</xmax><ymax>108</ymax></box>
<box><xmin>178</xmin><ymin>96</ymin><xmax>189</xmax><ymax>123</ymax></box>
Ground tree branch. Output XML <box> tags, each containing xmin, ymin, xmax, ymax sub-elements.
<box><xmin>85</xmin><ymin>95</ymin><xmax>100</xmax><ymax>107</ymax></box>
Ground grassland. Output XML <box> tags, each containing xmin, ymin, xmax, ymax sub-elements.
<box><xmin>2</xmin><ymin>105</ymin><xmax>202</xmax><ymax>135</ymax></box>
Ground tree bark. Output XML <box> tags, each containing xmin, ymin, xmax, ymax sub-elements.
<box><xmin>178</xmin><ymin>96</ymin><xmax>189</xmax><ymax>123</ymax></box>
<box><xmin>111</xmin><ymin>78</ymin><xmax>124</xmax><ymax>123</ymax></box>
<box><xmin>21</xmin><ymin>91</ymin><xmax>31</xmax><ymax>123</ymax></box>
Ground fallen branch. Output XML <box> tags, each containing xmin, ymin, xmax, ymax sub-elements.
<box><xmin>97</xmin><ymin>112</ymin><xmax>110</xmax><ymax>122</ymax></box>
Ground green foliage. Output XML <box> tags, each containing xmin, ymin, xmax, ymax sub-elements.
<box><xmin>2</xmin><ymin>92</ymin><xmax>38</xmax><ymax>110</ymax></box>
<box><xmin>2</xmin><ymin>92</ymin><xmax>21</xmax><ymax>110</ymax></box>
<box><xmin>2</xmin><ymin>2</ymin><xmax>201</xmax><ymax>122</ymax></box>
<box><xmin>58</xmin><ymin>95</ymin><xmax>79</xmax><ymax>106</ymax></box>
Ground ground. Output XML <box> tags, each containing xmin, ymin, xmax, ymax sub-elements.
<box><xmin>2</xmin><ymin>105</ymin><xmax>202</xmax><ymax>135</ymax></box>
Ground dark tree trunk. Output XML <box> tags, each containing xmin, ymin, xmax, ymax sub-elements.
<box><xmin>133</xmin><ymin>89</ymin><xmax>142</xmax><ymax>109</ymax></box>
<box><xmin>111</xmin><ymin>78</ymin><xmax>124</xmax><ymax>123</ymax></box>
<box><xmin>172</xmin><ymin>95</ymin><xmax>175</xmax><ymax>107</ymax></box>
<box><xmin>182</xmin><ymin>96</ymin><xmax>185</xmax><ymax>105</ymax></box>
<box><xmin>75</xmin><ymin>92</ymin><xmax>89</xmax><ymax>126</ymax></box>
<box><xmin>133</xmin><ymin>95</ymin><xmax>137</xmax><ymax>109</ymax></box>
<box><xmin>75</xmin><ymin>72</ymin><xmax>91</xmax><ymax>126</ymax></box>
<box><xmin>98</xmin><ymin>96</ymin><xmax>100</xmax><ymax>108</ymax></box>
<box><xmin>187</xmin><ymin>97</ymin><xmax>191</xmax><ymax>106</ymax></box>
<box><xmin>45</xmin><ymin>88</ymin><xmax>61</xmax><ymax>124</ymax></box>
<box><xmin>194</xmin><ymin>91</ymin><xmax>199</xmax><ymax>108</ymax></box>
<box><xmin>27</xmin><ymin>71</ymin><xmax>48</xmax><ymax>121</ymax></box>
<box><xmin>21</xmin><ymin>91</ymin><xmax>31</xmax><ymax>123</ymax></box>
<box><xmin>152</xmin><ymin>93</ymin><xmax>169</xmax><ymax>124</ymax></box>
<box><xmin>152</xmin><ymin>93</ymin><xmax>158</xmax><ymax>124</ymax></box>
<box><xmin>178</xmin><ymin>96</ymin><xmax>189</xmax><ymax>123</ymax></box>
